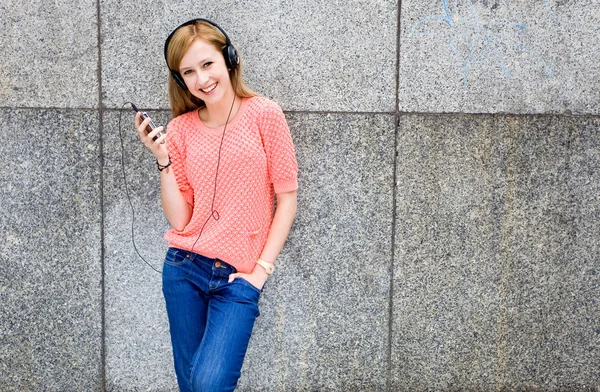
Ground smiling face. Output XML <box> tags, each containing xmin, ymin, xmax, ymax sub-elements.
<box><xmin>178</xmin><ymin>39</ymin><xmax>234</xmax><ymax>107</ymax></box>
<box><xmin>166</xmin><ymin>20</ymin><xmax>256</xmax><ymax>118</ymax></box>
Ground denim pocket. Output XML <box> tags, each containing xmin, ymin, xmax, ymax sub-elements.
<box><xmin>162</xmin><ymin>248</ymin><xmax>191</xmax><ymax>280</ymax></box>
<box><xmin>164</xmin><ymin>248</ymin><xmax>186</xmax><ymax>266</ymax></box>
<box><xmin>227</xmin><ymin>278</ymin><xmax>261</xmax><ymax>317</ymax></box>
<box><xmin>236</xmin><ymin>277</ymin><xmax>262</xmax><ymax>294</ymax></box>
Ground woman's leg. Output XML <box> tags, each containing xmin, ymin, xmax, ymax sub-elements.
<box><xmin>162</xmin><ymin>248</ymin><xmax>211</xmax><ymax>392</ymax></box>
<box><xmin>189</xmin><ymin>275</ymin><xmax>261</xmax><ymax>392</ymax></box>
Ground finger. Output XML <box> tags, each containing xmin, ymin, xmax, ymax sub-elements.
<box><xmin>153</xmin><ymin>131</ymin><xmax>167</xmax><ymax>146</ymax></box>
<box><xmin>228</xmin><ymin>273</ymin><xmax>240</xmax><ymax>283</ymax></box>
<box><xmin>149</xmin><ymin>127</ymin><xmax>167</xmax><ymax>147</ymax></box>
<box><xmin>147</xmin><ymin>126</ymin><xmax>164</xmax><ymax>141</ymax></box>
<box><xmin>137</xmin><ymin>118</ymin><xmax>152</xmax><ymax>137</ymax></box>
<box><xmin>134</xmin><ymin>111</ymin><xmax>142</xmax><ymax>127</ymax></box>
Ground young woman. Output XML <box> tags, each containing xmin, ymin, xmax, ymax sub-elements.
<box><xmin>134</xmin><ymin>19</ymin><xmax>298</xmax><ymax>392</ymax></box>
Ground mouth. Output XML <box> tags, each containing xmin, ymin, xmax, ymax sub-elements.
<box><xmin>200</xmin><ymin>83</ymin><xmax>217</xmax><ymax>94</ymax></box>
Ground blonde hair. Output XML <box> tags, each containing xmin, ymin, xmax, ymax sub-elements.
<box><xmin>165</xmin><ymin>20</ymin><xmax>256</xmax><ymax>118</ymax></box>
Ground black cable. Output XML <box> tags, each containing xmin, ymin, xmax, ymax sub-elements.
<box><xmin>118</xmin><ymin>101</ymin><xmax>162</xmax><ymax>274</ymax></box>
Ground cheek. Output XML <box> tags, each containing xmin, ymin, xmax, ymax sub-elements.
<box><xmin>221</xmin><ymin>71</ymin><xmax>233</xmax><ymax>85</ymax></box>
<box><xmin>181</xmin><ymin>73</ymin><xmax>193</xmax><ymax>87</ymax></box>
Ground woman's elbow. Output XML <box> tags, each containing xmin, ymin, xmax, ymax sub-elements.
<box><xmin>171</xmin><ymin>222</ymin><xmax>187</xmax><ymax>232</ymax></box>
<box><xmin>166</xmin><ymin>205</ymin><xmax>193</xmax><ymax>231</ymax></box>
<box><xmin>168</xmin><ymin>217</ymin><xmax>188</xmax><ymax>232</ymax></box>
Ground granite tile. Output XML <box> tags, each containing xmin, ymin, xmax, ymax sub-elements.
<box><xmin>101</xmin><ymin>0</ymin><xmax>397</xmax><ymax>112</ymax></box>
<box><xmin>102</xmin><ymin>109</ymin><xmax>177</xmax><ymax>391</ymax></box>
<box><xmin>238</xmin><ymin>113</ymin><xmax>395</xmax><ymax>391</ymax></box>
<box><xmin>0</xmin><ymin>2</ymin><xmax>98</xmax><ymax>108</ymax></box>
<box><xmin>0</xmin><ymin>109</ymin><xmax>102</xmax><ymax>390</ymax></box>
<box><xmin>393</xmin><ymin>114</ymin><xmax>600</xmax><ymax>391</ymax></box>
<box><xmin>393</xmin><ymin>114</ymin><xmax>505</xmax><ymax>391</ymax></box>
<box><xmin>398</xmin><ymin>1</ymin><xmax>600</xmax><ymax>114</ymax></box>
<box><xmin>498</xmin><ymin>116</ymin><xmax>600</xmax><ymax>390</ymax></box>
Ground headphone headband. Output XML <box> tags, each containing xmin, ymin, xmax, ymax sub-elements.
<box><xmin>164</xmin><ymin>18</ymin><xmax>239</xmax><ymax>89</ymax></box>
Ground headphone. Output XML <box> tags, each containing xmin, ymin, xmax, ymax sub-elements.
<box><xmin>164</xmin><ymin>18</ymin><xmax>239</xmax><ymax>90</ymax></box>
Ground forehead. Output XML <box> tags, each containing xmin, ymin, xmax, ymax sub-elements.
<box><xmin>180</xmin><ymin>39</ymin><xmax>220</xmax><ymax>66</ymax></box>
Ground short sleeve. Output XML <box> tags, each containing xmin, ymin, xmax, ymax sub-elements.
<box><xmin>166</xmin><ymin>120</ymin><xmax>194</xmax><ymax>206</ymax></box>
<box><xmin>258</xmin><ymin>101</ymin><xmax>298</xmax><ymax>194</ymax></box>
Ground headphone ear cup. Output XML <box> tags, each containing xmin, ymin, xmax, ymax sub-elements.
<box><xmin>224</xmin><ymin>45</ymin><xmax>239</xmax><ymax>70</ymax></box>
<box><xmin>171</xmin><ymin>70</ymin><xmax>188</xmax><ymax>90</ymax></box>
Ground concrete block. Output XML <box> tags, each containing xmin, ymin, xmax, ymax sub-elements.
<box><xmin>399</xmin><ymin>1</ymin><xmax>600</xmax><ymax>114</ymax></box>
<box><xmin>0</xmin><ymin>109</ymin><xmax>102</xmax><ymax>390</ymax></box>
<box><xmin>101</xmin><ymin>0</ymin><xmax>397</xmax><ymax>112</ymax></box>
<box><xmin>0</xmin><ymin>2</ymin><xmax>99</xmax><ymax>108</ymax></box>
<box><xmin>393</xmin><ymin>114</ymin><xmax>600</xmax><ymax>390</ymax></box>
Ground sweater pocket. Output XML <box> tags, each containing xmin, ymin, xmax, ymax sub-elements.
<box><xmin>246</xmin><ymin>225</ymin><xmax>267</xmax><ymax>258</ymax></box>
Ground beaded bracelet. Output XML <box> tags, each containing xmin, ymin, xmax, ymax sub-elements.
<box><xmin>156</xmin><ymin>156</ymin><xmax>171</xmax><ymax>173</ymax></box>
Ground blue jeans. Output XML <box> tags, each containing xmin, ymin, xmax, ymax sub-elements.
<box><xmin>162</xmin><ymin>247</ymin><xmax>261</xmax><ymax>392</ymax></box>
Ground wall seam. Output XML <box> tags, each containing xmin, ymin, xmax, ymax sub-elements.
<box><xmin>387</xmin><ymin>0</ymin><xmax>403</xmax><ymax>390</ymax></box>
<box><xmin>96</xmin><ymin>0</ymin><xmax>106</xmax><ymax>390</ymax></box>
<box><xmin>1</xmin><ymin>107</ymin><xmax>599</xmax><ymax>119</ymax></box>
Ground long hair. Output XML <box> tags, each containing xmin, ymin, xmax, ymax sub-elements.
<box><xmin>165</xmin><ymin>20</ymin><xmax>256</xmax><ymax>118</ymax></box>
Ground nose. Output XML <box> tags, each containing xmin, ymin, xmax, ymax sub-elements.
<box><xmin>196</xmin><ymin>71</ymin><xmax>209</xmax><ymax>87</ymax></box>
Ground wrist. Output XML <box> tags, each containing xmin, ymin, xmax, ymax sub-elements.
<box><xmin>255</xmin><ymin>258</ymin><xmax>274</xmax><ymax>275</ymax></box>
<box><xmin>252</xmin><ymin>265</ymin><xmax>269</xmax><ymax>278</ymax></box>
<box><xmin>156</xmin><ymin>156</ymin><xmax>171</xmax><ymax>172</ymax></box>
<box><xmin>250</xmin><ymin>266</ymin><xmax>269</xmax><ymax>288</ymax></box>
<box><xmin>156</xmin><ymin>156</ymin><xmax>170</xmax><ymax>166</ymax></box>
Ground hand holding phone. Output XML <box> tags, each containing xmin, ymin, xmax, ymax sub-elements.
<box><xmin>131</xmin><ymin>103</ymin><xmax>166</xmax><ymax>144</ymax></box>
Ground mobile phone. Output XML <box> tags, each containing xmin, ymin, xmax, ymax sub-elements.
<box><xmin>131</xmin><ymin>103</ymin><xmax>165</xmax><ymax>143</ymax></box>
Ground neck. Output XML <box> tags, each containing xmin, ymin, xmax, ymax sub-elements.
<box><xmin>202</xmin><ymin>91</ymin><xmax>239</xmax><ymax>127</ymax></box>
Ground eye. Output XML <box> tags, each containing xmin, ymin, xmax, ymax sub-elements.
<box><xmin>203</xmin><ymin>61</ymin><xmax>213</xmax><ymax>68</ymax></box>
<box><xmin>182</xmin><ymin>69</ymin><xmax>193</xmax><ymax>75</ymax></box>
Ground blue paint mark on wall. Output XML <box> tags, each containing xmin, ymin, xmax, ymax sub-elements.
<box><xmin>411</xmin><ymin>0</ymin><xmax>558</xmax><ymax>87</ymax></box>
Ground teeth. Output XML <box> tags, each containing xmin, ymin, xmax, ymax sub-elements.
<box><xmin>201</xmin><ymin>83</ymin><xmax>217</xmax><ymax>93</ymax></box>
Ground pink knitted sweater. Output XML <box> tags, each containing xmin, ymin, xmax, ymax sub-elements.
<box><xmin>164</xmin><ymin>96</ymin><xmax>298</xmax><ymax>273</ymax></box>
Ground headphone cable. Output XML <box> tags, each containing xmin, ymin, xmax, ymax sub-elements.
<box><xmin>188</xmin><ymin>94</ymin><xmax>237</xmax><ymax>254</ymax></box>
<box><xmin>118</xmin><ymin>101</ymin><xmax>162</xmax><ymax>274</ymax></box>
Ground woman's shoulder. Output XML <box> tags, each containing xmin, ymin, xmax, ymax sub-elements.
<box><xmin>167</xmin><ymin>110</ymin><xmax>198</xmax><ymax>135</ymax></box>
<box><xmin>246</xmin><ymin>95</ymin><xmax>284</xmax><ymax>118</ymax></box>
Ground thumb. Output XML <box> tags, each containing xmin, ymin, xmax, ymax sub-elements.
<box><xmin>228</xmin><ymin>273</ymin><xmax>239</xmax><ymax>283</ymax></box>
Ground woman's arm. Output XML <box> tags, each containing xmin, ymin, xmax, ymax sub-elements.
<box><xmin>136</xmin><ymin>113</ymin><xmax>193</xmax><ymax>230</ymax></box>
<box><xmin>157</xmin><ymin>158</ymin><xmax>193</xmax><ymax>231</ymax></box>
<box><xmin>228</xmin><ymin>190</ymin><xmax>298</xmax><ymax>288</ymax></box>
<box><xmin>258</xmin><ymin>190</ymin><xmax>298</xmax><ymax>263</ymax></box>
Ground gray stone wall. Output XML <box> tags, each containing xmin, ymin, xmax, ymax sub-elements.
<box><xmin>0</xmin><ymin>1</ymin><xmax>598</xmax><ymax>391</ymax></box>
